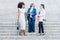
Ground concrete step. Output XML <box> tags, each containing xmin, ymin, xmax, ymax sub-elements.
<box><xmin>0</xmin><ymin>35</ymin><xmax>60</xmax><ymax>40</ymax></box>
<box><xmin>0</xmin><ymin>32</ymin><xmax>60</xmax><ymax>38</ymax></box>
<box><xmin>0</xmin><ymin>30</ymin><xmax>60</xmax><ymax>33</ymax></box>
<box><xmin>0</xmin><ymin>22</ymin><xmax>59</xmax><ymax>25</ymax></box>
<box><xmin>0</xmin><ymin>26</ymin><xmax>60</xmax><ymax>30</ymax></box>
<box><xmin>0</xmin><ymin>24</ymin><xmax>60</xmax><ymax>26</ymax></box>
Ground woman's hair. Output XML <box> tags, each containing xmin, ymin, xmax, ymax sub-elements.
<box><xmin>18</xmin><ymin>2</ymin><xmax>25</xmax><ymax>8</ymax></box>
<box><xmin>30</xmin><ymin>3</ymin><xmax>34</xmax><ymax>8</ymax></box>
<box><xmin>41</xmin><ymin>4</ymin><xmax>45</xmax><ymax>9</ymax></box>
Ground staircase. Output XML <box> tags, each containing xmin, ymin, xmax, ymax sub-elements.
<box><xmin>0</xmin><ymin>0</ymin><xmax>60</xmax><ymax>40</ymax></box>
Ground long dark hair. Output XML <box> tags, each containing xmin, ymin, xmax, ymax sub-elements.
<box><xmin>41</xmin><ymin>4</ymin><xmax>45</xmax><ymax>9</ymax></box>
<box><xmin>18</xmin><ymin>2</ymin><xmax>25</xmax><ymax>8</ymax></box>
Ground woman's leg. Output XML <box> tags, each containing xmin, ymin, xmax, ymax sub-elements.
<box><xmin>38</xmin><ymin>22</ymin><xmax>41</xmax><ymax>33</ymax></box>
<box><xmin>41</xmin><ymin>22</ymin><xmax>44</xmax><ymax>33</ymax></box>
<box><xmin>28</xmin><ymin>18</ymin><xmax>32</xmax><ymax>32</ymax></box>
<box><xmin>23</xmin><ymin>30</ymin><xmax>26</xmax><ymax>36</ymax></box>
<box><xmin>19</xmin><ymin>30</ymin><xmax>22</xmax><ymax>35</ymax></box>
<box><xmin>32</xmin><ymin>19</ymin><xmax>35</xmax><ymax>32</ymax></box>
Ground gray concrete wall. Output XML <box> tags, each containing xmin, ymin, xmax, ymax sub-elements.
<box><xmin>0</xmin><ymin>0</ymin><xmax>60</xmax><ymax>22</ymax></box>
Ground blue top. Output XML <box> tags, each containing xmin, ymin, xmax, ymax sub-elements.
<box><xmin>27</xmin><ymin>7</ymin><xmax>37</xmax><ymax>20</ymax></box>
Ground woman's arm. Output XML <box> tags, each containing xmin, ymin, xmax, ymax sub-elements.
<box><xmin>18</xmin><ymin>8</ymin><xmax>20</xmax><ymax>20</ymax></box>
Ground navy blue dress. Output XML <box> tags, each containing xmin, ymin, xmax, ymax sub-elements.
<box><xmin>27</xmin><ymin>7</ymin><xmax>37</xmax><ymax>32</ymax></box>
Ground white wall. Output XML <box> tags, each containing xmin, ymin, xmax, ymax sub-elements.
<box><xmin>0</xmin><ymin>0</ymin><xmax>60</xmax><ymax>22</ymax></box>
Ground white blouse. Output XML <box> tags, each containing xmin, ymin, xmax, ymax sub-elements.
<box><xmin>38</xmin><ymin>9</ymin><xmax>46</xmax><ymax>22</ymax></box>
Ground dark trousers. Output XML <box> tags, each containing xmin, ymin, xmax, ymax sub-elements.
<box><xmin>28</xmin><ymin>18</ymin><xmax>35</xmax><ymax>32</ymax></box>
<box><xmin>38</xmin><ymin>22</ymin><xmax>44</xmax><ymax>33</ymax></box>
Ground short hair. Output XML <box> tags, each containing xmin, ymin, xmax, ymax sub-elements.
<box><xmin>18</xmin><ymin>2</ymin><xmax>25</xmax><ymax>8</ymax></box>
<box><xmin>41</xmin><ymin>4</ymin><xmax>45</xmax><ymax>9</ymax></box>
<box><xmin>30</xmin><ymin>3</ymin><xmax>34</xmax><ymax>7</ymax></box>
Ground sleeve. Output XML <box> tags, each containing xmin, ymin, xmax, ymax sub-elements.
<box><xmin>40</xmin><ymin>10</ymin><xmax>45</xmax><ymax>17</ymax></box>
<box><xmin>38</xmin><ymin>12</ymin><xmax>40</xmax><ymax>16</ymax></box>
<box><xmin>27</xmin><ymin>8</ymin><xmax>30</xmax><ymax>14</ymax></box>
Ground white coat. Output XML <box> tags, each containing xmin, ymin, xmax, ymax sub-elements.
<box><xmin>38</xmin><ymin>9</ymin><xmax>46</xmax><ymax>22</ymax></box>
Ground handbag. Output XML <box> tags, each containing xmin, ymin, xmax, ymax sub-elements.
<box><xmin>17</xmin><ymin>19</ymin><xmax>20</xmax><ymax>30</ymax></box>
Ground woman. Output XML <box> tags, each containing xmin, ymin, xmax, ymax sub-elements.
<box><xmin>38</xmin><ymin>4</ymin><xmax>46</xmax><ymax>35</ymax></box>
<box><xmin>17</xmin><ymin>2</ymin><xmax>26</xmax><ymax>36</ymax></box>
<box><xmin>27</xmin><ymin>3</ymin><xmax>37</xmax><ymax>32</ymax></box>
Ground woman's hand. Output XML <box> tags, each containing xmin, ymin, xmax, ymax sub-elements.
<box><xmin>30</xmin><ymin>13</ymin><xmax>32</xmax><ymax>16</ymax></box>
<box><xmin>38</xmin><ymin>16</ymin><xmax>40</xmax><ymax>21</ymax></box>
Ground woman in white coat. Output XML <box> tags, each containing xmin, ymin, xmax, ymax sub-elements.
<box><xmin>38</xmin><ymin>4</ymin><xmax>46</xmax><ymax>35</ymax></box>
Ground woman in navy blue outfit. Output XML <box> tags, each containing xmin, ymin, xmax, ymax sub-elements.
<box><xmin>27</xmin><ymin>3</ymin><xmax>37</xmax><ymax>32</ymax></box>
